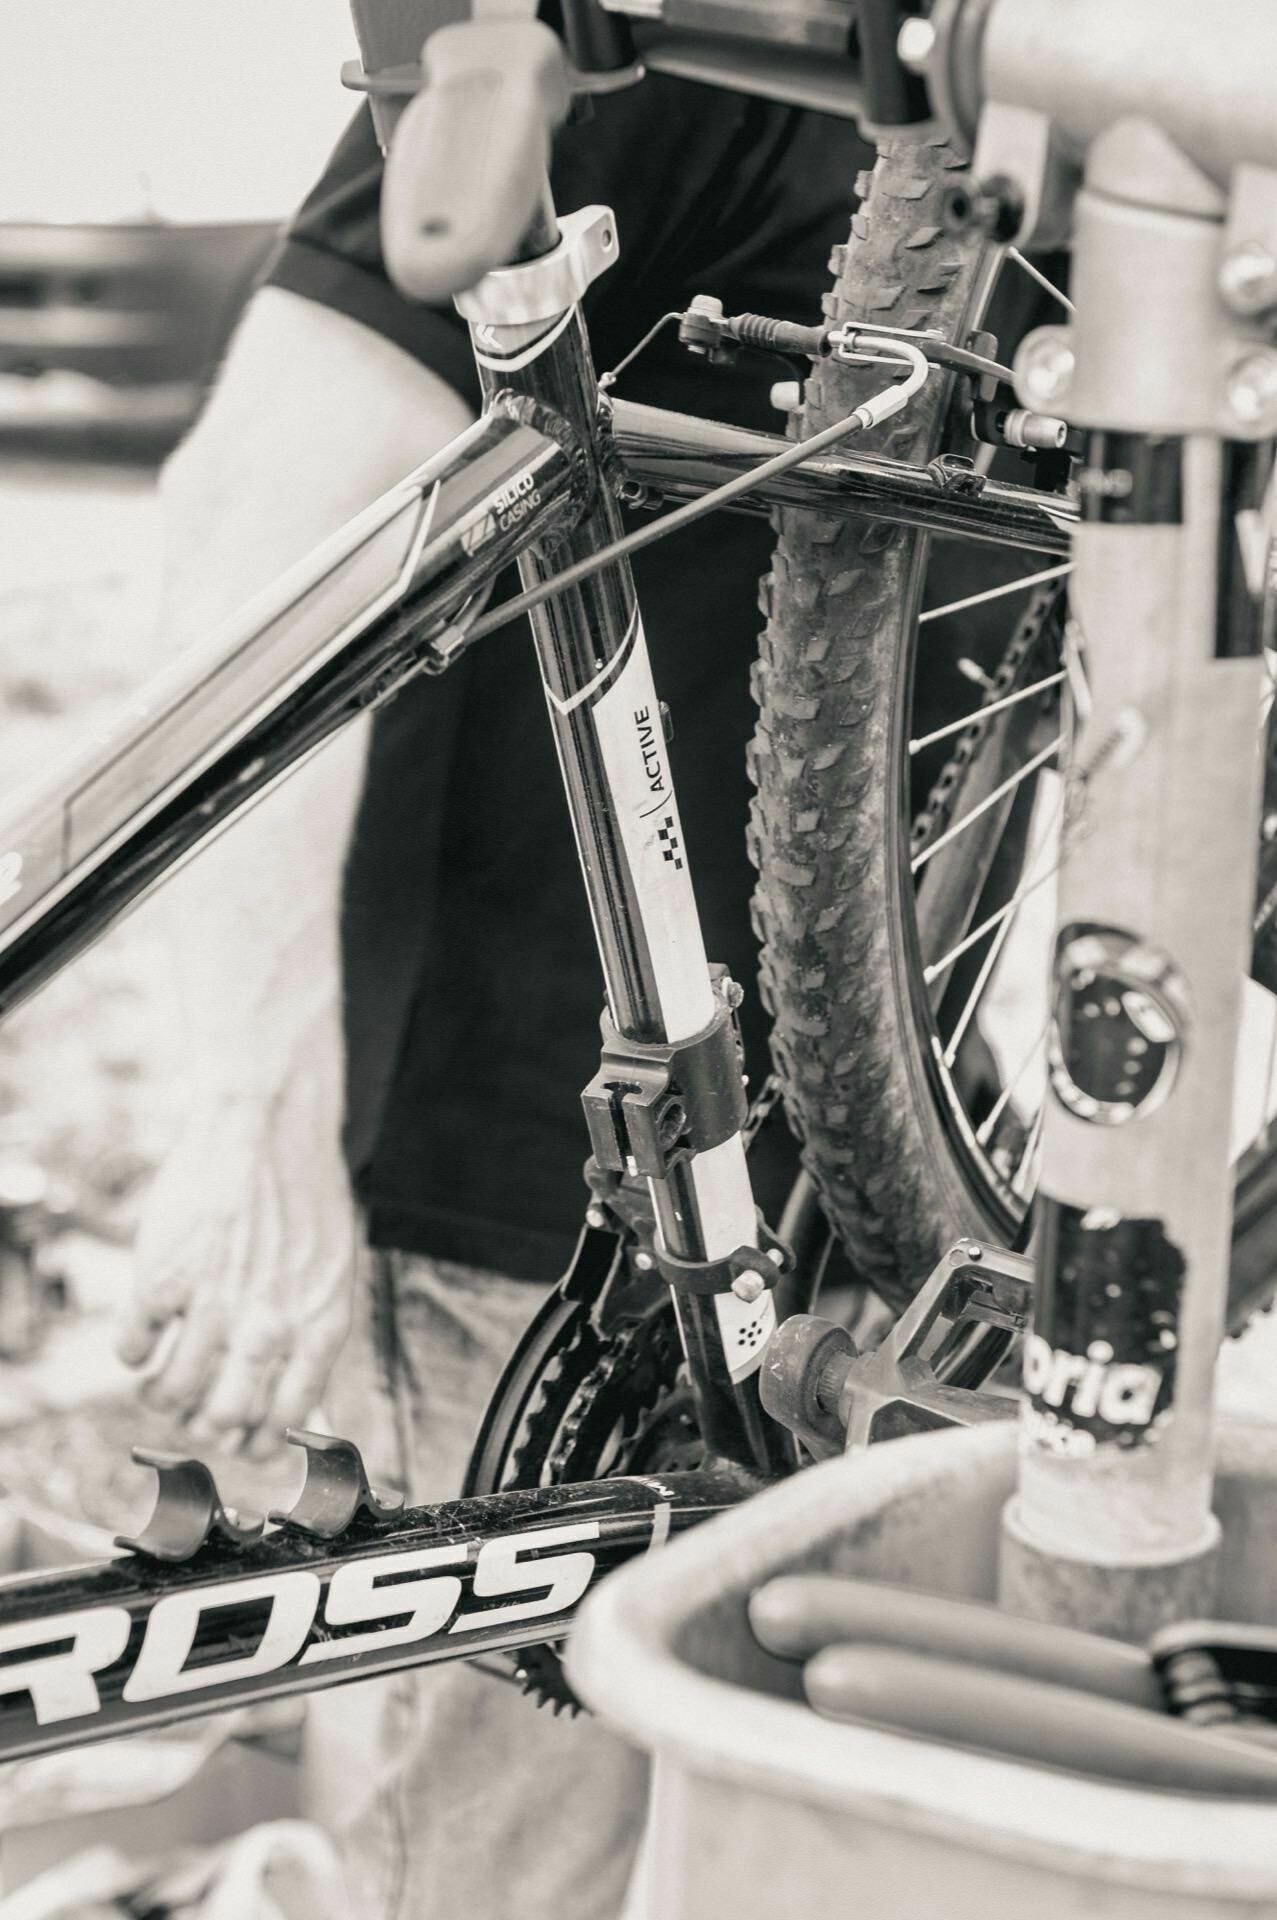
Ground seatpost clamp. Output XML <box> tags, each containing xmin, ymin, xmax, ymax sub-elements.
<box><xmin>456</xmin><ymin>205</ymin><xmax>620</xmax><ymax>328</ymax></box>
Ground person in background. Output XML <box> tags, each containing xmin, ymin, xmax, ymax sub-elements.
<box><xmin>115</xmin><ymin>70</ymin><xmax>871</xmax><ymax>1920</ymax></box>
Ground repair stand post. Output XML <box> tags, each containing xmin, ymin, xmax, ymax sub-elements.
<box><xmin>990</xmin><ymin>119</ymin><xmax>1271</xmax><ymax>1635</ymax></box>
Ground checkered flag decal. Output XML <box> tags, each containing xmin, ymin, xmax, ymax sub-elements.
<box><xmin>657</xmin><ymin>815</ymin><xmax>683</xmax><ymax>871</ymax></box>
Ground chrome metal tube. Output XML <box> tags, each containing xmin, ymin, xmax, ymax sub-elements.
<box><xmin>610</xmin><ymin>399</ymin><xmax>1074</xmax><ymax>555</ymax></box>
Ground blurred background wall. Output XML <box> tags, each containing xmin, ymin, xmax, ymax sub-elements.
<box><xmin>0</xmin><ymin>3</ymin><xmax>360</xmax><ymax>460</ymax></box>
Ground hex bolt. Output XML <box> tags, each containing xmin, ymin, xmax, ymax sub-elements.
<box><xmin>731</xmin><ymin>1270</ymin><xmax>766</xmax><ymax>1304</ymax></box>
<box><xmin>972</xmin><ymin>175</ymin><xmax>1026</xmax><ymax>243</ymax></box>
<box><xmin>896</xmin><ymin>15</ymin><xmax>936</xmax><ymax>75</ymax></box>
<box><xmin>766</xmin><ymin>1246</ymin><xmax>785</xmax><ymax>1268</ymax></box>
<box><xmin>585</xmin><ymin>1205</ymin><xmax>607</xmax><ymax>1230</ymax></box>
<box><xmin>634</xmin><ymin>1250</ymin><xmax>655</xmax><ymax>1272</ymax></box>
<box><xmin>965</xmin><ymin>1241</ymin><xmax>984</xmax><ymax>1262</ymax></box>
<box><xmin>1015</xmin><ymin>327</ymin><xmax>1075</xmax><ymax>410</ymax></box>
<box><xmin>945</xmin><ymin>175</ymin><xmax>1024</xmax><ymax>244</ymax></box>
<box><xmin>657</xmin><ymin>1102</ymin><xmax>687</xmax><ymax>1147</ymax></box>
<box><xmin>1220</xmin><ymin>242</ymin><xmax>1277</xmax><ymax>319</ymax></box>
<box><xmin>1227</xmin><ymin>350</ymin><xmax>1277</xmax><ymax>431</ymax></box>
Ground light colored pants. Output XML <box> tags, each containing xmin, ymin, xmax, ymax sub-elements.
<box><xmin>304</xmin><ymin>1250</ymin><xmax>649</xmax><ymax>1920</ymax></box>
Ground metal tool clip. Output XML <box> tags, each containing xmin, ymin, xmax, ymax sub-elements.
<box><xmin>269</xmin><ymin>1428</ymin><xmax>405</xmax><ymax>1539</ymax></box>
<box><xmin>115</xmin><ymin>1448</ymin><xmax>264</xmax><ymax>1561</ymax></box>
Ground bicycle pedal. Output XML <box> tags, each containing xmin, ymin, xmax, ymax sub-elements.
<box><xmin>269</xmin><ymin>1427</ymin><xmax>404</xmax><ymax>1539</ymax></box>
<box><xmin>115</xmin><ymin>1448</ymin><xmax>264</xmax><ymax>1561</ymax></box>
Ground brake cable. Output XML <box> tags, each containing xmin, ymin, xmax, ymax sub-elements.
<box><xmin>466</xmin><ymin>335</ymin><xmax>930</xmax><ymax>641</ymax></box>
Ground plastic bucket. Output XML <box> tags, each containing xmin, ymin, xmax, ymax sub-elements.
<box><xmin>569</xmin><ymin>1420</ymin><xmax>1277</xmax><ymax>1918</ymax></box>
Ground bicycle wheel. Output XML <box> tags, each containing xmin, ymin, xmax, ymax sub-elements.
<box><xmin>750</xmin><ymin>140</ymin><xmax>1277</xmax><ymax>1328</ymax></box>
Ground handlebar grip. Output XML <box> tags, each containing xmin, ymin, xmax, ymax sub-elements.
<box><xmin>381</xmin><ymin>18</ymin><xmax>572</xmax><ymax>306</ymax></box>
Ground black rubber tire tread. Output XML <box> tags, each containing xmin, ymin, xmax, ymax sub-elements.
<box><xmin>748</xmin><ymin>138</ymin><xmax>1003</xmax><ymax>1311</ymax></box>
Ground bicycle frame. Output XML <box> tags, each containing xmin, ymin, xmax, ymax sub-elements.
<box><xmin>0</xmin><ymin>407</ymin><xmax>1069</xmax><ymax>1022</ymax></box>
<box><xmin>0</xmin><ymin>1470</ymin><xmax>749</xmax><ymax>1764</ymax></box>
<box><xmin>0</xmin><ymin>4</ymin><xmax>1103</xmax><ymax>1763</ymax></box>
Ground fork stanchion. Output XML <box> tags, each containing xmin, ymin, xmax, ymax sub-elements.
<box><xmin>992</xmin><ymin>122</ymin><xmax>1271</xmax><ymax>1634</ymax></box>
<box><xmin>446</xmin><ymin>176</ymin><xmax>792</xmax><ymax>1475</ymax></box>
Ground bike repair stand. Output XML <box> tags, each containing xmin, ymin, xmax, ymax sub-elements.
<box><xmin>933</xmin><ymin>0</ymin><xmax>1277</xmax><ymax>1635</ymax></box>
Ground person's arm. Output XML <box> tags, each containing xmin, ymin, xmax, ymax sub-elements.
<box><xmin>115</xmin><ymin>285</ymin><xmax>474</xmax><ymax>1448</ymax></box>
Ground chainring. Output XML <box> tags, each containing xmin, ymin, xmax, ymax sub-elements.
<box><xmin>503</xmin><ymin>1304</ymin><xmax>691</xmax><ymax>1712</ymax></box>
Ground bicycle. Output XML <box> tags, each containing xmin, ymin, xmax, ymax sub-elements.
<box><xmin>0</xmin><ymin>0</ymin><xmax>1271</xmax><ymax>1755</ymax></box>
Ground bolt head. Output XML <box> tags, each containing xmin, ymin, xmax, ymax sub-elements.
<box><xmin>1015</xmin><ymin>327</ymin><xmax>1075</xmax><ymax>411</ymax></box>
<box><xmin>585</xmin><ymin>1205</ymin><xmax>607</xmax><ymax>1229</ymax></box>
<box><xmin>965</xmin><ymin>1241</ymin><xmax>984</xmax><ymax>1261</ymax></box>
<box><xmin>896</xmin><ymin>14</ymin><xmax>936</xmax><ymax>74</ymax></box>
<box><xmin>634</xmin><ymin>1250</ymin><xmax>655</xmax><ymax>1272</ymax></box>
<box><xmin>1228</xmin><ymin>350</ymin><xmax>1277</xmax><ymax>430</ymax></box>
<box><xmin>1264</xmin><ymin>812</ymin><xmax>1277</xmax><ymax>844</ymax></box>
<box><xmin>731</xmin><ymin>1271</ymin><xmax>765</xmax><ymax>1304</ymax></box>
<box><xmin>766</xmin><ymin>1246</ymin><xmax>785</xmax><ymax>1268</ymax></box>
<box><xmin>1220</xmin><ymin>242</ymin><xmax>1277</xmax><ymax>318</ymax></box>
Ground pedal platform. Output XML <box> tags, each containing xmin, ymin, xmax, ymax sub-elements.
<box><xmin>761</xmin><ymin>1240</ymin><xmax>1032</xmax><ymax>1457</ymax></box>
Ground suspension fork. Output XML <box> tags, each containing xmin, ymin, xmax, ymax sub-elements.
<box><xmin>457</xmin><ymin>202</ymin><xmax>792</xmax><ymax>1476</ymax></box>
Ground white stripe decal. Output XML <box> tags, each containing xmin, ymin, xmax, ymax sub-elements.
<box><xmin>543</xmin><ymin>605</ymin><xmax>639</xmax><ymax>715</ymax></box>
<box><xmin>646</xmin><ymin>1503</ymin><xmax>672</xmax><ymax>1553</ymax></box>
<box><xmin>471</xmin><ymin>306</ymin><xmax>575</xmax><ymax>373</ymax></box>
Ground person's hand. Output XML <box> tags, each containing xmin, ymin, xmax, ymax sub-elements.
<box><xmin>116</xmin><ymin>1072</ymin><xmax>359</xmax><ymax>1455</ymax></box>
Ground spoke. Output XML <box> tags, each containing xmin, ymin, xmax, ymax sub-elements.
<box><xmin>912</xmin><ymin>736</ymin><xmax>1063</xmax><ymax>874</ymax></box>
<box><xmin>910</xmin><ymin>669</ymin><xmax>1066</xmax><ymax>756</ymax></box>
<box><xmin>976</xmin><ymin>1018</ymin><xmax>1050</xmax><ymax>1147</ymax></box>
<box><xmin>1011</xmin><ymin>1098</ymin><xmax>1046</xmax><ymax>1197</ymax></box>
<box><xmin>934</xmin><ymin>778</ymin><xmax>1064</xmax><ymax>1065</ymax></box>
<box><xmin>941</xmin><ymin>902</ymin><xmax>1019</xmax><ymax>1066</ymax></box>
<box><xmin>1007</xmin><ymin>247</ymin><xmax>1076</xmax><ymax>315</ymax></box>
<box><xmin>918</xmin><ymin>562</ymin><xmax>1072</xmax><ymax>627</ymax></box>
<box><xmin>923</xmin><ymin>836</ymin><xmax>1063</xmax><ymax>987</ymax></box>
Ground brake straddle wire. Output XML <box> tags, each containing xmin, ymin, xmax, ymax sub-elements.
<box><xmin>464</xmin><ymin>335</ymin><xmax>931</xmax><ymax>642</ymax></box>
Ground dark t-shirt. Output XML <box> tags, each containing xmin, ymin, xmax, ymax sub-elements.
<box><xmin>264</xmin><ymin>84</ymin><xmax>873</xmax><ymax>1281</ymax></box>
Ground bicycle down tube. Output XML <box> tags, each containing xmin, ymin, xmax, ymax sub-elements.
<box><xmin>0</xmin><ymin>1469</ymin><xmax>749</xmax><ymax>1765</ymax></box>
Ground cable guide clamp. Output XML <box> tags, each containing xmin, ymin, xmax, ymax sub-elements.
<box><xmin>456</xmin><ymin>205</ymin><xmax>619</xmax><ymax>329</ymax></box>
<box><xmin>654</xmin><ymin>1221</ymin><xmax>790</xmax><ymax>1300</ymax></box>
<box><xmin>116</xmin><ymin>1449</ymin><xmax>264</xmax><ymax>1563</ymax></box>
<box><xmin>270</xmin><ymin>1428</ymin><xmax>405</xmax><ymax>1540</ymax></box>
<box><xmin>581</xmin><ymin>966</ymin><xmax>747</xmax><ymax>1181</ymax></box>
